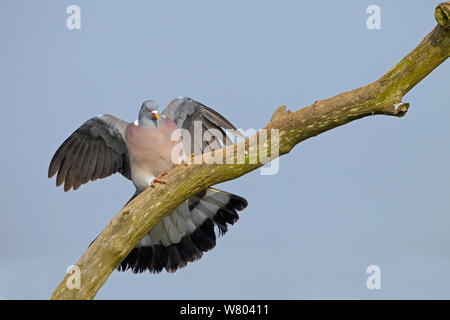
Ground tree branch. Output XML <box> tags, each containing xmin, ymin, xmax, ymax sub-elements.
<box><xmin>51</xmin><ymin>2</ymin><xmax>450</xmax><ymax>300</ymax></box>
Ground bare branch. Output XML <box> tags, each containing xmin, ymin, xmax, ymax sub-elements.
<box><xmin>51</xmin><ymin>2</ymin><xmax>450</xmax><ymax>300</ymax></box>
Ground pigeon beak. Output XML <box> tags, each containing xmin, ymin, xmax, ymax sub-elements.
<box><xmin>152</xmin><ymin>111</ymin><xmax>160</xmax><ymax>119</ymax></box>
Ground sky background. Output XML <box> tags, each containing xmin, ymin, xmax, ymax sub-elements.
<box><xmin>0</xmin><ymin>0</ymin><xmax>449</xmax><ymax>299</ymax></box>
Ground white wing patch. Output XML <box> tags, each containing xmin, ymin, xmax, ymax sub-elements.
<box><xmin>137</xmin><ymin>191</ymin><xmax>233</xmax><ymax>248</ymax></box>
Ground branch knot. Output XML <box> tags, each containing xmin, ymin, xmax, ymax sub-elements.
<box><xmin>435</xmin><ymin>2</ymin><xmax>450</xmax><ymax>29</ymax></box>
<box><xmin>270</xmin><ymin>105</ymin><xmax>291</xmax><ymax>121</ymax></box>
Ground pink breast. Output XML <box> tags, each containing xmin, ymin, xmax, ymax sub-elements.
<box><xmin>125</xmin><ymin>120</ymin><xmax>184</xmax><ymax>177</ymax></box>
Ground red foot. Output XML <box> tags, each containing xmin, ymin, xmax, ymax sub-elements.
<box><xmin>151</xmin><ymin>171</ymin><xmax>167</xmax><ymax>187</ymax></box>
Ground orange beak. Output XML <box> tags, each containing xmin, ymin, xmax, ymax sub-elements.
<box><xmin>152</xmin><ymin>111</ymin><xmax>160</xmax><ymax>119</ymax></box>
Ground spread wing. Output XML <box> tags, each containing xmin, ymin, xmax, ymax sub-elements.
<box><xmin>162</xmin><ymin>96</ymin><xmax>244</xmax><ymax>156</ymax></box>
<box><xmin>48</xmin><ymin>114</ymin><xmax>131</xmax><ymax>191</ymax></box>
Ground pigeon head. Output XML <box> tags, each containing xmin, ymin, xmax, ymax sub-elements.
<box><xmin>138</xmin><ymin>100</ymin><xmax>160</xmax><ymax>127</ymax></box>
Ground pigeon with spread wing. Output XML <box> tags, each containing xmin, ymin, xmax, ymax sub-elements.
<box><xmin>48</xmin><ymin>97</ymin><xmax>247</xmax><ymax>273</ymax></box>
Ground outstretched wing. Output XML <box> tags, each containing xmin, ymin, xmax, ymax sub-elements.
<box><xmin>162</xmin><ymin>96</ymin><xmax>244</xmax><ymax>156</ymax></box>
<box><xmin>48</xmin><ymin>114</ymin><xmax>131</xmax><ymax>191</ymax></box>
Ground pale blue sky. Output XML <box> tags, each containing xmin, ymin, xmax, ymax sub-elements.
<box><xmin>0</xmin><ymin>0</ymin><xmax>449</xmax><ymax>299</ymax></box>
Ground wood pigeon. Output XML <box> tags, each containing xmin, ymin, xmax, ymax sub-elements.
<box><xmin>48</xmin><ymin>97</ymin><xmax>248</xmax><ymax>273</ymax></box>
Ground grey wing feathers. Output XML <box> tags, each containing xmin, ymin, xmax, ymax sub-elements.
<box><xmin>162</xmin><ymin>97</ymin><xmax>244</xmax><ymax>155</ymax></box>
<box><xmin>201</xmin><ymin>104</ymin><xmax>244</xmax><ymax>138</ymax></box>
<box><xmin>48</xmin><ymin>114</ymin><xmax>131</xmax><ymax>191</ymax></box>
